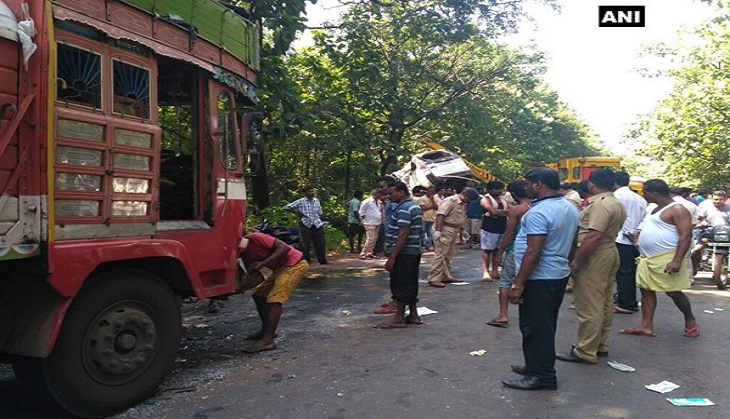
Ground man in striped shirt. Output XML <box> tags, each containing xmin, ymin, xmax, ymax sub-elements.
<box><xmin>284</xmin><ymin>186</ymin><xmax>328</xmax><ymax>265</ymax></box>
<box><xmin>375</xmin><ymin>181</ymin><xmax>424</xmax><ymax>328</ymax></box>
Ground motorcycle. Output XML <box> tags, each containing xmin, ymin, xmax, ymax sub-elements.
<box><xmin>254</xmin><ymin>218</ymin><xmax>301</xmax><ymax>249</ymax></box>
<box><xmin>697</xmin><ymin>225</ymin><xmax>730</xmax><ymax>290</ymax></box>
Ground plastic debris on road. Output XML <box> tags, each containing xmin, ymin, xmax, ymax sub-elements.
<box><xmin>469</xmin><ymin>349</ymin><xmax>487</xmax><ymax>356</ymax></box>
<box><xmin>450</xmin><ymin>281</ymin><xmax>469</xmax><ymax>285</ymax></box>
<box><xmin>666</xmin><ymin>398</ymin><xmax>714</xmax><ymax>406</ymax></box>
<box><xmin>703</xmin><ymin>310</ymin><xmax>714</xmax><ymax>314</ymax></box>
<box><xmin>645</xmin><ymin>381</ymin><xmax>679</xmax><ymax>393</ymax></box>
<box><xmin>714</xmin><ymin>308</ymin><xmax>724</xmax><ymax>311</ymax></box>
<box><xmin>341</xmin><ymin>310</ymin><xmax>352</xmax><ymax>315</ymax></box>
<box><xmin>607</xmin><ymin>361</ymin><xmax>635</xmax><ymax>372</ymax></box>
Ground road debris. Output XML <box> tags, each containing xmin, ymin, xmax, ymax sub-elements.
<box><xmin>607</xmin><ymin>361</ymin><xmax>635</xmax><ymax>372</ymax></box>
<box><xmin>666</xmin><ymin>398</ymin><xmax>714</xmax><ymax>406</ymax></box>
<box><xmin>645</xmin><ymin>381</ymin><xmax>679</xmax><ymax>393</ymax></box>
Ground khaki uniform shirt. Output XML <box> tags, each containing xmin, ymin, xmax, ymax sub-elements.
<box><xmin>577</xmin><ymin>192</ymin><xmax>627</xmax><ymax>250</ymax></box>
<box><xmin>436</xmin><ymin>195</ymin><xmax>467</xmax><ymax>227</ymax></box>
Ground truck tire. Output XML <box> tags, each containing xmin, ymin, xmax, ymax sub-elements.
<box><xmin>43</xmin><ymin>269</ymin><xmax>181</xmax><ymax>418</ymax></box>
<box><xmin>713</xmin><ymin>254</ymin><xmax>727</xmax><ymax>290</ymax></box>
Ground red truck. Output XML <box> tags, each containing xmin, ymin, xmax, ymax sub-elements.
<box><xmin>0</xmin><ymin>0</ymin><xmax>262</xmax><ymax>416</ymax></box>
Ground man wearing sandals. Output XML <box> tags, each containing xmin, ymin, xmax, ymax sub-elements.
<box><xmin>239</xmin><ymin>233</ymin><xmax>309</xmax><ymax>352</ymax></box>
<box><xmin>619</xmin><ymin>179</ymin><xmax>699</xmax><ymax>338</ymax></box>
<box><xmin>374</xmin><ymin>181</ymin><xmax>424</xmax><ymax>328</ymax></box>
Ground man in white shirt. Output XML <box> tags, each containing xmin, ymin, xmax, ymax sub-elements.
<box><xmin>696</xmin><ymin>190</ymin><xmax>730</xmax><ymax>228</ymax></box>
<box><xmin>692</xmin><ymin>190</ymin><xmax>730</xmax><ymax>274</ymax></box>
<box><xmin>613</xmin><ymin>172</ymin><xmax>647</xmax><ymax>314</ymax></box>
<box><xmin>359</xmin><ymin>190</ymin><xmax>384</xmax><ymax>259</ymax></box>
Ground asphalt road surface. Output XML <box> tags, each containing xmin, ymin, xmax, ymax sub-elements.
<box><xmin>1</xmin><ymin>247</ymin><xmax>728</xmax><ymax>418</ymax></box>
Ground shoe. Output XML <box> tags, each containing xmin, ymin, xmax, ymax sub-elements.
<box><xmin>511</xmin><ymin>364</ymin><xmax>527</xmax><ymax>375</ymax></box>
<box><xmin>555</xmin><ymin>350</ymin><xmax>595</xmax><ymax>364</ymax></box>
<box><xmin>501</xmin><ymin>376</ymin><xmax>557</xmax><ymax>391</ymax></box>
<box><xmin>482</xmin><ymin>272</ymin><xmax>493</xmax><ymax>282</ymax></box>
<box><xmin>442</xmin><ymin>278</ymin><xmax>461</xmax><ymax>283</ymax></box>
<box><xmin>569</xmin><ymin>344</ymin><xmax>607</xmax><ymax>358</ymax></box>
<box><xmin>428</xmin><ymin>280</ymin><xmax>446</xmax><ymax>288</ymax></box>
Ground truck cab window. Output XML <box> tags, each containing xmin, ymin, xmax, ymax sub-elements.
<box><xmin>217</xmin><ymin>91</ymin><xmax>237</xmax><ymax>170</ymax></box>
<box><xmin>113</xmin><ymin>60</ymin><xmax>150</xmax><ymax>119</ymax></box>
<box><xmin>158</xmin><ymin>57</ymin><xmax>197</xmax><ymax>220</ymax></box>
<box><xmin>56</xmin><ymin>43</ymin><xmax>102</xmax><ymax>109</ymax></box>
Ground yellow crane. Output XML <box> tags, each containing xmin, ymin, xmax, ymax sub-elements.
<box><xmin>421</xmin><ymin>138</ymin><xmax>497</xmax><ymax>184</ymax></box>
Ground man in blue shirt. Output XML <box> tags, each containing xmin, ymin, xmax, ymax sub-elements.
<box><xmin>375</xmin><ymin>181</ymin><xmax>424</xmax><ymax>329</ymax></box>
<box><xmin>502</xmin><ymin>167</ymin><xmax>579</xmax><ymax>391</ymax></box>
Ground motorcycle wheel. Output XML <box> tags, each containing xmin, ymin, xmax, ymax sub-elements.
<box><xmin>713</xmin><ymin>253</ymin><xmax>727</xmax><ymax>290</ymax></box>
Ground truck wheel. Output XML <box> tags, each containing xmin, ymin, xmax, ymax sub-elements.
<box><xmin>713</xmin><ymin>254</ymin><xmax>727</xmax><ymax>290</ymax></box>
<box><xmin>43</xmin><ymin>269</ymin><xmax>181</xmax><ymax>418</ymax></box>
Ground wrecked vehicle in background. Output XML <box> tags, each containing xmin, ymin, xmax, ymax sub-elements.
<box><xmin>392</xmin><ymin>150</ymin><xmax>474</xmax><ymax>190</ymax></box>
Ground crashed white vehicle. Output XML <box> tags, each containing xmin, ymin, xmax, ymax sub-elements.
<box><xmin>392</xmin><ymin>150</ymin><xmax>473</xmax><ymax>190</ymax></box>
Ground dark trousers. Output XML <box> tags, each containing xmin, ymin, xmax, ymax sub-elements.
<box><xmin>374</xmin><ymin>224</ymin><xmax>385</xmax><ymax>254</ymax></box>
<box><xmin>347</xmin><ymin>223</ymin><xmax>364</xmax><ymax>251</ymax></box>
<box><xmin>519</xmin><ymin>277</ymin><xmax>569</xmax><ymax>382</ymax></box>
<box><xmin>390</xmin><ymin>253</ymin><xmax>422</xmax><ymax>305</ymax></box>
<box><xmin>299</xmin><ymin>223</ymin><xmax>327</xmax><ymax>264</ymax></box>
<box><xmin>615</xmin><ymin>243</ymin><xmax>639</xmax><ymax>311</ymax></box>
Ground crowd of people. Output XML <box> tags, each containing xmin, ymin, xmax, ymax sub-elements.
<box><xmin>238</xmin><ymin>168</ymin><xmax>715</xmax><ymax>387</ymax></box>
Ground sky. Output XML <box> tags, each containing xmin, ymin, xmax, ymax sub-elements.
<box><xmin>302</xmin><ymin>0</ymin><xmax>716</xmax><ymax>154</ymax></box>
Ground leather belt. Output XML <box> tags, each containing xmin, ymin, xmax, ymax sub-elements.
<box><xmin>443</xmin><ymin>222</ymin><xmax>461</xmax><ymax>229</ymax></box>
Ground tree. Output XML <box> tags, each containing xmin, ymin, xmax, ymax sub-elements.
<box><xmin>634</xmin><ymin>2</ymin><xmax>730</xmax><ymax>188</ymax></box>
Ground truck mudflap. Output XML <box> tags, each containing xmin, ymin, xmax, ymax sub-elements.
<box><xmin>0</xmin><ymin>273</ymin><xmax>71</xmax><ymax>357</ymax></box>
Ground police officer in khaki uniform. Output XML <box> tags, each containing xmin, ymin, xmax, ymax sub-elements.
<box><xmin>556</xmin><ymin>169</ymin><xmax>626</xmax><ymax>364</ymax></box>
<box><xmin>427</xmin><ymin>187</ymin><xmax>481</xmax><ymax>287</ymax></box>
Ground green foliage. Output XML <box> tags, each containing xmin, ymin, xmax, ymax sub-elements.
<box><xmin>239</xmin><ymin>0</ymin><xmax>606</xmax><ymax>211</ymax></box>
<box><xmin>634</xmin><ymin>3</ymin><xmax>730</xmax><ymax>188</ymax></box>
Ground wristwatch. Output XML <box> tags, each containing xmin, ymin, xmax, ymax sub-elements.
<box><xmin>510</xmin><ymin>284</ymin><xmax>524</xmax><ymax>290</ymax></box>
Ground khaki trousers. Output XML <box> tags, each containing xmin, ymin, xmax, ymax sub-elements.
<box><xmin>572</xmin><ymin>246</ymin><xmax>619</xmax><ymax>362</ymax></box>
<box><xmin>360</xmin><ymin>224</ymin><xmax>379</xmax><ymax>257</ymax></box>
<box><xmin>427</xmin><ymin>226</ymin><xmax>459</xmax><ymax>282</ymax></box>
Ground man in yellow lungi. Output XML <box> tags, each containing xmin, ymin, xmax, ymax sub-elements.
<box><xmin>619</xmin><ymin>179</ymin><xmax>699</xmax><ymax>338</ymax></box>
<box><xmin>427</xmin><ymin>187</ymin><xmax>480</xmax><ymax>287</ymax></box>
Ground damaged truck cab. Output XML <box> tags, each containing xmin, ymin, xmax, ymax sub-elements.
<box><xmin>0</xmin><ymin>0</ymin><xmax>262</xmax><ymax>416</ymax></box>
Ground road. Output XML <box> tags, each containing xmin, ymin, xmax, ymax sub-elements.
<box><xmin>1</xmin><ymin>247</ymin><xmax>728</xmax><ymax>418</ymax></box>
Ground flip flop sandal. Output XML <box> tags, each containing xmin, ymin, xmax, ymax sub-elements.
<box><xmin>242</xmin><ymin>342</ymin><xmax>277</xmax><ymax>353</ymax></box>
<box><xmin>618</xmin><ymin>328</ymin><xmax>656</xmax><ymax>337</ymax></box>
<box><xmin>683</xmin><ymin>325</ymin><xmax>700</xmax><ymax>337</ymax></box>
<box><xmin>405</xmin><ymin>318</ymin><xmax>423</xmax><ymax>325</ymax></box>
<box><xmin>373</xmin><ymin>322</ymin><xmax>406</xmax><ymax>329</ymax></box>
<box><xmin>243</xmin><ymin>333</ymin><xmax>278</xmax><ymax>341</ymax></box>
<box><xmin>373</xmin><ymin>307</ymin><xmax>397</xmax><ymax>314</ymax></box>
<box><xmin>486</xmin><ymin>319</ymin><xmax>509</xmax><ymax>328</ymax></box>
